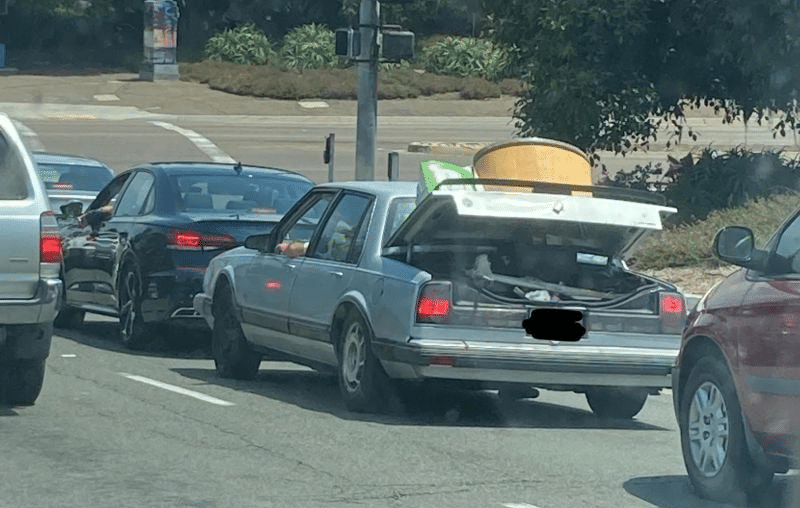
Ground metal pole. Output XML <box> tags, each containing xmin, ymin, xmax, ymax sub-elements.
<box><xmin>355</xmin><ymin>0</ymin><xmax>379</xmax><ymax>181</ymax></box>
<box><xmin>387</xmin><ymin>151</ymin><xmax>399</xmax><ymax>181</ymax></box>
<box><xmin>328</xmin><ymin>132</ymin><xmax>335</xmax><ymax>182</ymax></box>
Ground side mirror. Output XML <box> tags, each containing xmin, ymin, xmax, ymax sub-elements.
<box><xmin>714</xmin><ymin>226</ymin><xmax>762</xmax><ymax>268</ymax></box>
<box><xmin>60</xmin><ymin>201</ymin><xmax>83</xmax><ymax>219</ymax></box>
<box><xmin>244</xmin><ymin>233</ymin><xmax>274</xmax><ymax>252</ymax></box>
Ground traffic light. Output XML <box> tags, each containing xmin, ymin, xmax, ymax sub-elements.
<box><xmin>335</xmin><ymin>28</ymin><xmax>361</xmax><ymax>59</ymax></box>
<box><xmin>380</xmin><ymin>29</ymin><xmax>415</xmax><ymax>62</ymax></box>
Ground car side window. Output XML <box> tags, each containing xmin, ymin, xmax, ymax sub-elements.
<box><xmin>771</xmin><ymin>213</ymin><xmax>800</xmax><ymax>274</ymax></box>
<box><xmin>280</xmin><ymin>192</ymin><xmax>336</xmax><ymax>245</ymax></box>
<box><xmin>0</xmin><ymin>132</ymin><xmax>30</xmax><ymax>200</ymax></box>
<box><xmin>88</xmin><ymin>172</ymin><xmax>130</xmax><ymax>212</ymax></box>
<box><xmin>114</xmin><ymin>172</ymin><xmax>155</xmax><ymax>217</ymax></box>
<box><xmin>309</xmin><ymin>193</ymin><xmax>372</xmax><ymax>264</ymax></box>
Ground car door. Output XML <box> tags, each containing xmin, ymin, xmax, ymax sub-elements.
<box><xmin>62</xmin><ymin>172</ymin><xmax>132</xmax><ymax>309</ymax></box>
<box><xmin>736</xmin><ymin>212</ymin><xmax>800</xmax><ymax>457</ymax></box>
<box><xmin>238</xmin><ymin>190</ymin><xmax>337</xmax><ymax>356</ymax></box>
<box><xmin>287</xmin><ymin>191</ymin><xmax>374</xmax><ymax>366</ymax></box>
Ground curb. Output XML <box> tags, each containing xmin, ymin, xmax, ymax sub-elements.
<box><xmin>408</xmin><ymin>141</ymin><xmax>489</xmax><ymax>156</ymax></box>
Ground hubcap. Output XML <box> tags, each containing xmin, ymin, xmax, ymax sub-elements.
<box><xmin>688</xmin><ymin>381</ymin><xmax>730</xmax><ymax>477</ymax></box>
<box><xmin>341</xmin><ymin>321</ymin><xmax>365</xmax><ymax>392</ymax></box>
<box><xmin>120</xmin><ymin>272</ymin><xmax>138</xmax><ymax>340</ymax></box>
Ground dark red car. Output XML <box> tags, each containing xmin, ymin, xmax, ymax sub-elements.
<box><xmin>673</xmin><ymin>222</ymin><xmax>800</xmax><ymax>504</ymax></box>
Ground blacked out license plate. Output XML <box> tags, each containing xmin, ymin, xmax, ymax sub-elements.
<box><xmin>522</xmin><ymin>307</ymin><xmax>588</xmax><ymax>342</ymax></box>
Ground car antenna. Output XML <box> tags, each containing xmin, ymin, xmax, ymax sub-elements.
<box><xmin>234</xmin><ymin>161</ymin><xmax>243</xmax><ymax>175</ymax></box>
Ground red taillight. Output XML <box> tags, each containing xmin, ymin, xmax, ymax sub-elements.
<box><xmin>40</xmin><ymin>211</ymin><xmax>62</xmax><ymax>263</ymax></box>
<box><xmin>52</xmin><ymin>182</ymin><xmax>73</xmax><ymax>190</ymax></box>
<box><xmin>168</xmin><ymin>230</ymin><xmax>236</xmax><ymax>251</ymax></box>
<box><xmin>416</xmin><ymin>282</ymin><xmax>452</xmax><ymax>323</ymax></box>
<box><xmin>661</xmin><ymin>293</ymin><xmax>685</xmax><ymax>314</ymax></box>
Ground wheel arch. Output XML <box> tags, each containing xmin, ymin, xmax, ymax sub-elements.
<box><xmin>330</xmin><ymin>294</ymin><xmax>373</xmax><ymax>357</ymax></box>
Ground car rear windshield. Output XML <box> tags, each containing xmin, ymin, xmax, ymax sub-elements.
<box><xmin>0</xmin><ymin>133</ymin><xmax>30</xmax><ymax>200</ymax></box>
<box><xmin>171</xmin><ymin>173</ymin><xmax>313</xmax><ymax>215</ymax></box>
<box><xmin>36</xmin><ymin>162</ymin><xmax>113</xmax><ymax>192</ymax></box>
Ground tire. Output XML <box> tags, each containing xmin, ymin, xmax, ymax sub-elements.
<box><xmin>53</xmin><ymin>306</ymin><xmax>85</xmax><ymax>329</ymax></box>
<box><xmin>336</xmin><ymin>309</ymin><xmax>389</xmax><ymax>413</ymax></box>
<box><xmin>212</xmin><ymin>288</ymin><xmax>261</xmax><ymax>380</ymax></box>
<box><xmin>118</xmin><ymin>265</ymin><xmax>155</xmax><ymax>350</ymax></box>
<box><xmin>2</xmin><ymin>358</ymin><xmax>46</xmax><ymax>406</ymax></box>
<box><xmin>585</xmin><ymin>387</ymin><xmax>648</xmax><ymax>419</ymax></box>
<box><xmin>679</xmin><ymin>357</ymin><xmax>773</xmax><ymax>504</ymax></box>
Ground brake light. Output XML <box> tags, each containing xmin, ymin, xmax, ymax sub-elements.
<box><xmin>52</xmin><ymin>182</ymin><xmax>73</xmax><ymax>190</ymax></box>
<box><xmin>416</xmin><ymin>282</ymin><xmax>452</xmax><ymax>323</ymax></box>
<box><xmin>40</xmin><ymin>211</ymin><xmax>62</xmax><ymax>263</ymax></box>
<box><xmin>660</xmin><ymin>292</ymin><xmax>686</xmax><ymax>334</ymax></box>
<box><xmin>168</xmin><ymin>230</ymin><xmax>236</xmax><ymax>251</ymax></box>
<box><xmin>661</xmin><ymin>293</ymin><xmax>685</xmax><ymax>314</ymax></box>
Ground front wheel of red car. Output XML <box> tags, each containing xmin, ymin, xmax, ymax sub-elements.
<box><xmin>679</xmin><ymin>357</ymin><xmax>774</xmax><ymax>504</ymax></box>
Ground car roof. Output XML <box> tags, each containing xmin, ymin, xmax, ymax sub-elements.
<box><xmin>31</xmin><ymin>151</ymin><xmax>110</xmax><ymax>168</ymax></box>
<box><xmin>140</xmin><ymin>161</ymin><xmax>314</xmax><ymax>182</ymax></box>
<box><xmin>316</xmin><ymin>180</ymin><xmax>417</xmax><ymax>199</ymax></box>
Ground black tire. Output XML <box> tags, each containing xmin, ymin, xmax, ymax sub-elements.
<box><xmin>212</xmin><ymin>287</ymin><xmax>261</xmax><ymax>380</ymax></box>
<box><xmin>118</xmin><ymin>265</ymin><xmax>155</xmax><ymax>350</ymax></box>
<box><xmin>585</xmin><ymin>387</ymin><xmax>648</xmax><ymax>419</ymax></box>
<box><xmin>53</xmin><ymin>306</ymin><xmax>85</xmax><ymax>329</ymax></box>
<box><xmin>2</xmin><ymin>358</ymin><xmax>46</xmax><ymax>406</ymax></box>
<box><xmin>336</xmin><ymin>309</ymin><xmax>389</xmax><ymax>413</ymax></box>
<box><xmin>679</xmin><ymin>357</ymin><xmax>774</xmax><ymax>504</ymax></box>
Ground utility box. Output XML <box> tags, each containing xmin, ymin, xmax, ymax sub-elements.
<box><xmin>140</xmin><ymin>0</ymin><xmax>180</xmax><ymax>81</ymax></box>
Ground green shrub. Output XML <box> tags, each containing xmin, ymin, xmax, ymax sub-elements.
<box><xmin>631</xmin><ymin>194</ymin><xmax>799</xmax><ymax>270</ymax></box>
<box><xmin>204</xmin><ymin>23</ymin><xmax>276</xmax><ymax>65</ymax></box>
<box><xmin>280</xmin><ymin>23</ymin><xmax>337</xmax><ymax>71</ymax></box>
<box><xmin>601</xmin><ymin>147</ymin><xmax>800</xmax><ymax>224</ymax></box>
<box><xmin>422</xmin><ymin>36</ymin><xmax>514</xmax><ymax>80</ymax></box>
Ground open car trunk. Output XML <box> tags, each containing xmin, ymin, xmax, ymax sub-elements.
<box><xmin>384</xmin><ymin>190</ymin><xmax>677</xmax><ymax>311</ymax></box>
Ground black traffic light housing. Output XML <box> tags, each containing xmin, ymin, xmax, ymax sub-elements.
<box><xmin>335</xmin><ymin>28</ymin><xmax>361</xmax><ymax>59</ymax></box>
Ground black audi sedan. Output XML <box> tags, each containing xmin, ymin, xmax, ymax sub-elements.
<box><xmin>55</xmin><ymin>161</ymin><xmax>314</xmax><ymax>349</ymax></box>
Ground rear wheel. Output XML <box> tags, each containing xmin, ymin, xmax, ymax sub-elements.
<box><xmin>212</xmin><ymin>287</ymin><xmax>261</xmax><ymax>380</ymax></box>
<box><xmin>1</xmin><ymin>358</ymin><xmax>46</xmax><ymax>406</ymax></box>
<box><xmin>679</xmin><ymin>357</ymin><xmax>773</xmax><ymax>504</ymax></box>
<box><xmin>337</xmin><ymin>310</ymin><xmax>389</xmax><ymax>413</ymax></box>
<box><xmin>585</xmin><ymin>387</ymin><xmax>648</xmax><ymax>419</ymax></box>
<box><xmin>118</xmin><ymin>265</ymin><xmax>154</xmax><ymax>350</ymax></box>
<box><xmin>54</xmin><ymin>306</ymin><xmax>85</xmax><ymax>329</ymax></box>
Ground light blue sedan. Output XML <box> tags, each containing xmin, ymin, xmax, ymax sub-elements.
<box><xmin>195</xmin><ymin>179</ymin><xmax>686</xmax><ymax>417</ymax></box>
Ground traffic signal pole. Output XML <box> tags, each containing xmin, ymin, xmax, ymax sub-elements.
<box><xmin>355</xmin><ymin>0</ymin><xmax>379</xmax><ymax>181</ymax></box>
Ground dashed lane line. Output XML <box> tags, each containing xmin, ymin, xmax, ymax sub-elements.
<box><xmin>119</xmin><ymin>373</ymin><xmax>235</xmax><ymax>407</ymax></box>
<box><xmin>502</xmin><ymin>504</ymin><xmax>543</xmax><ymax>508</ymax></box>
<box><xmin>150</xmin><ymin>120</ymin><xmax>236</xmax><ymax>164</ymax></box>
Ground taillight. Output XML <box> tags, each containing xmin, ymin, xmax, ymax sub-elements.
<box><xmin>167</xmin><ymin>230</ymin><xmax>236</xmax><ymax>251</ymax></box>
<box><xmin>52</xmin><ymin>182</ymin><xmax>73</xmax><ymax>190</ymax></box>
<box><xmin>416</xmin><ymin>282</ymin><xmax>452</xmax><ymax>324</ymax></box>
<box><xmin>40</xmin><ymin>211</ymin><xmax>62</xmax><ymax>263</ymax></box>
<box><xmin>660</xmin><ymin>292</ymin><xmax>686</xmax><ymax>334</ymax></box>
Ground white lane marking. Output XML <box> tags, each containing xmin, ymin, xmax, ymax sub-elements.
<box><xmin>119</xmin><ymin>373</ymin><xmax>235</xmax><ymax>406</ymax></box>
<box><xmin>298</xmin><ymin>100</ymin><xmax>329</xmax><ymax>109</ymax></box>
<box><xmin>503</xmin><ymin>504</ymin><xmax>542</xmax><ymax>508</ymax></box>
<box><xmin>150</xmin><ymin>121</ymin><xmax>236</xmax><ymax>163</ymax></box>
<box><xmin>60</xmin><ymin>354</ymin><xmax>77</xmax><ymax>358</ymax></box>
<box><xmin>94</xmin><ymin>94</ymin><xmax>120</xmax><ymax>102</ymax></box>
<box><xmin>13</xmin><ymin>120</ymin><xmax>46</xmax><ymax>151</ymax></box>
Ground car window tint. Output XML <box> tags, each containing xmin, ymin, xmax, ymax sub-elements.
<box><xmin>774</xmin><ymin>214</ymin><xmax>800</xmax><ymax>274</ymax></box>
<box><xmin>310</xmin><ymin>193</ymin><xmax>372</xmax><ymax>263</ymax></box>
<box><xmin>282</xmin><ymin>193</ymin><xmax>336</xmax><ymax>244</ymax></box>
<box><xmin>35</xmin><ymin>162</ymin><xmax>113</xmax><ymax>192</ymax></box>
<box><xmin>0</xmin><ymin>132</ymin><xmax>30</xmax><ymax>200</ymax></box>
<box><xmin>115</xmin><ymin>172</ymin><xmax>155</xmax><ymax>217</ymax></box>
<box><xmin>172</xmin><ymin>174</ymin><xmax>313</xmax><ymax>215</ymax></box>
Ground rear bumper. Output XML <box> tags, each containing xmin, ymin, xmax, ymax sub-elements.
<box><xmin>0</xmin><ymin>278</ymin><xmax>62</xmax><ymax>325</ymax></box>
<box><xmin>374</xmin><ymin>337</ymin><xmax>677</xmax><ymax>389</ymax></box>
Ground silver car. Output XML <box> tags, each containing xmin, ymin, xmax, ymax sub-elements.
<box><xmin>195</xmin><ymin>179</ymin><xmax>686</xmax><ymax>418</ymax></box>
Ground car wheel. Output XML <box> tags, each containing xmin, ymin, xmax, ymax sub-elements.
<box><xmin>118</xmin><ymin>265</ymin><xmax>154</xmax><ymax>350</ymax></box>
<box><xmin>1</xmin><ymin>358</ymin><xmax>46</xmax><ymax>406</ymax></box>
<box><xmin>679</xmin><ymin>357</ymin><xmax>773</xmax><ymax>504</ymax></box>
<box><xmin>212</xmin><ymin>288</ymin><xmax>261</xmax><ymax>380</ymax></box>
<box><xmin>585</xmin><ymin>387</ymin><xmax>648</xmax><ymax>419</ymax></box>
<box><xmin>337</xmin><ymin>310</ymin><xmax>388</xmax><ymax>413</ymax></box>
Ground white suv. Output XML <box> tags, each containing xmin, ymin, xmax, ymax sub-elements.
<box><xmin>0</xmin><ymin>113</ymin><xmax>61</xmax><ymax>406</ymax></box>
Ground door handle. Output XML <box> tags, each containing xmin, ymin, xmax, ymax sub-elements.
<box><xmin>330</xmin><ymin>271</ymin><xmax>343</xmax><ymax>278</ymax></box>
<box><xmin>286</xmin><ymin>263</ymin><xmax>297</xmax><ymax>271</ymax></box>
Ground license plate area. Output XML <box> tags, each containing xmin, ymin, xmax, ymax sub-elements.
<box><xmin>523</xmin><ymin>307</ymin><xmax>588</xmax><ymax>342</ymax></box>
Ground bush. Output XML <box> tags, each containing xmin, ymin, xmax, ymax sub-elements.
<box><xmin>280</xmin><ymin>23</ymin><xmax>338</xmax><ymax>71</ymax></box>
<box><xmin>631</xmin><ymin>194</ymin><xmax>799</xmax><ymax>270</ymax></box>
<box><xmin>204</xmin><ymin>23</ymin><xmax>277</xmax><ymax>66</ymax></box>
<box><xmin>422</xmin><ymin>36</ymin><xmax>515</xmax><ymax>81</ymax></box>
<box><xmin>601</xmin><ymin>147</ymin><xmax>800</xmax><ymax>224</ymax></box>
<box><xmin>459</xmin><ymin>77</ymin><xmax>502</xmax><ymax>99</ymax></box>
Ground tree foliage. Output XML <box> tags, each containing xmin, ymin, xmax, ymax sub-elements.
<box><xmin>482</xmin><ymin>0</ymin><xmax>800</xmax><ymax>157</ymax></box>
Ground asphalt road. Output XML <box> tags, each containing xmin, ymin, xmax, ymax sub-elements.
<box><xmin>1</xmin><ymin>86</ymin><xmax>798</xmax><ymax>508</ymax></box>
